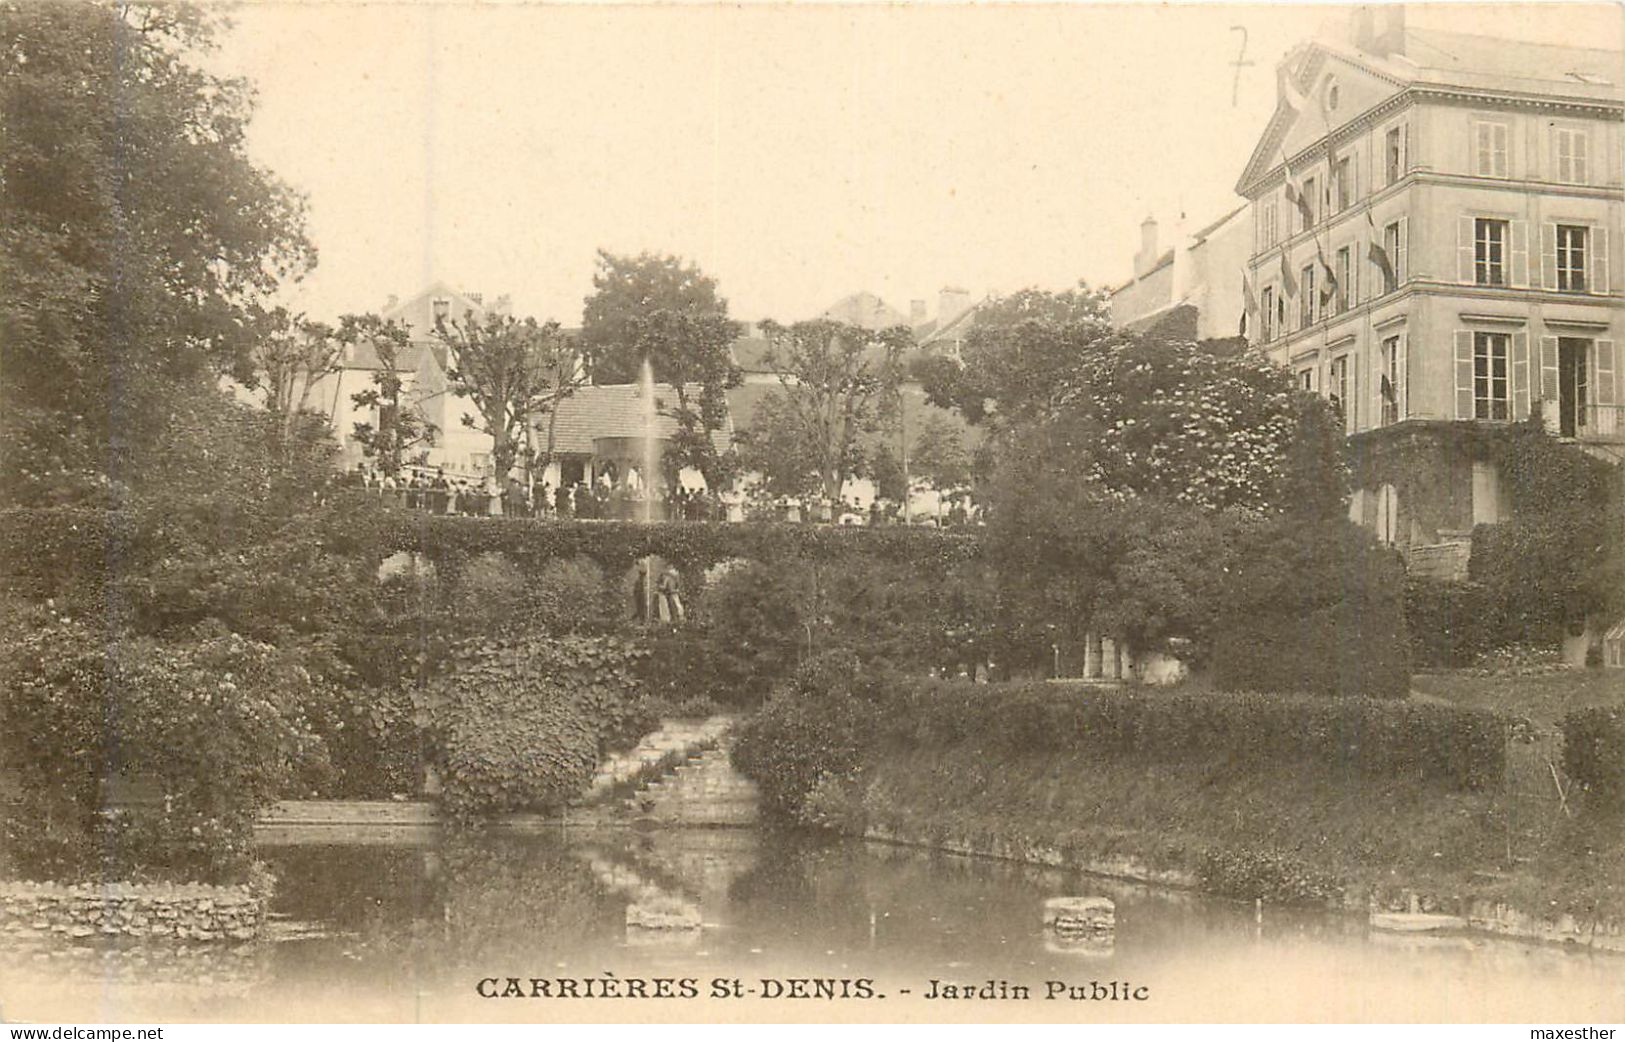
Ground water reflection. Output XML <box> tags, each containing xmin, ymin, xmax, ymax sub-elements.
<box><xmin>2</xmin><ymin>827</ymin><xmax>1621</xmax><ymax>1023</ymax></box>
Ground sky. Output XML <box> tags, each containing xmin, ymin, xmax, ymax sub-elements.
<box><xmin>214</xmin><ymin>2</ymin><xmax>1624</xmax><ymax>327</ymax></box>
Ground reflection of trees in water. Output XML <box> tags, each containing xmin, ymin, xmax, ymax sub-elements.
<box><xmin>723</xmin><ymin>831</ymin><xmax>877</xmax><ymax>948</ymax></box>
<box><xmin>263</xmin><ymin>835</ymin><xmax>623</xmax><ymax>967</ymax></box>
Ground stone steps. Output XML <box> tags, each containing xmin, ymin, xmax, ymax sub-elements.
<box><xmin>624</xmin><ymin>740</ymin><xmax>759</xmax><ymax>827</ymax></box>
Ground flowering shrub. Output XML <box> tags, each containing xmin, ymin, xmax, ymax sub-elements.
<box><xmin>1561</xmin><ymin>706</ymin><xmax>1624</xmax><ymax>805</ymax></box>
<box><xmin>0</xmin><ymin>610</ymin><xmax>328</xmax><ymax>882</ymax></box>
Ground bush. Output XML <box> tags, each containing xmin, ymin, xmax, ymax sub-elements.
<box><xmin>1404</xmin><ymin>578</ymin><xmax>1502</xmax><ymax>669</ymax></box>
<box><xmin>0</xmin><ymin>615</ymin><xmax>328</xmax><ymax>882</ymax></box>
<box><xmin>418</xmin><ymin>635</ymin><xmax>651</xmax><ymax>820</ymax></box>
<box><xmin>1561</xmin><ymin>706</ymin><xmax>1625</xmax><ymax>805</ymax></box>
<box><xmin>731</xmin><ymin>651</ymin><xmax>885</xmax><ymax>822</ymax></box>
<box><xmin>883</xmin><ymin>680</ymin><xmax>1506</xmax><ymax>792</ymax></box>
<box><xmin>1213</xmin><ymin>518</ymin><xmax>1410</xmax><ymax>699</ymax></box>
<box><xmin>1196</xmin><ymin>847</ymin><xmax>1344</xmax><ymax>906</ymax></box>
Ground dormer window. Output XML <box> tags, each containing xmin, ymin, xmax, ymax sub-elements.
<box><xmin>432</xmin><ymin>298</ymin><xmax>451</xmax><ymax>323</ymax></box>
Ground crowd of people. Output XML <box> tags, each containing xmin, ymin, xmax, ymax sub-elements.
<box><xmin>338</xmin><ymin>464</ymin><xmax>729</xmax><ymax>521</ymax></box>
<box><xmin>337</xmin><ymin>463</ymin><xmax>982</xmax><ymax>526</ymax></box>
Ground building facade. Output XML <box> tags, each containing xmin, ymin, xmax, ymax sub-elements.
<box><xmin>1237</xmin><ymin>12</ymin><xmax>1623</xmax><ymax>556</ymax></box>
<box><xmin>1110</xmin><ymin>206</ymin><xmax>1252</xmax><ymax>341</ymax></box>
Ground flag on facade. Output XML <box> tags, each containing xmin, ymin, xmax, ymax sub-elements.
<box><xmin>1278</xmin><ymin>249</ymin><xmax>1298</xmax><ymax>299</ymax></box>
<box><xmin>1366</xmin><ymin>209</ymin><xmax>1397</xmax><ymax>286</ymax></box>
<box><xmin>1242</xmin><ymin>267</ymin><xmax>1258</xmax><ymax>313</ymax></box>
<box><xmin>1381</xmin><ymin>373</ymin><xmax>1396</xmax><ymax>405</ymax></box>
<box><xmin>1317</xmin><ymin>244</ymin><xmax>1339</xmax><ymax>306</ymax></box>
<box><xmin>1278</xmin><ymin>62</ymin><xmax>1308</xmax><ymax>114</ymax></box>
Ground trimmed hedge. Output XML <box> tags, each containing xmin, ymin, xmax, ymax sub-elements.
<box><xmin>1560</xmin><ymin>706</ymin><xmax>1624</xmax><ymax>803</ymax></box>
<box><xmin>881</xmin><ymin>681</ymin><xmax>1506</xmax><ymax>792</ymax></box>
<box><xmin>0</xmin><ymin>506</ymin><xmax>981</xmax><ymax>591</ymax></box>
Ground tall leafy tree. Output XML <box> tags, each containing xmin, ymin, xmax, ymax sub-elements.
<box><xmin>434</xmin><ymin>311</ymin><xmax>585</xmax><ymax>484</ymax></box>
<box><xmin>0</xmin><ymin>1</ymin><xmax>313</xmax><ymax>504</ymax></box>
<box><xmin>340</xmin><ymin>314</ymin><xmax>435</xmax><ymax>477</ymax></box>
<box><xmin>248</xmin><ymin>307</ymin><xmax>341</xmax><ymax>445</ymax></box>
<box><xmin>748</xmin><ymin>319</ymin><xmax>912</xmax><ymax>507</ymax></box>
<box><xmin>915</xmin><ymin>281</ymin><xmax>1113</xmax><ymax>428</ymax></box>
<box><xmin>579</xmin><ymin>251</ymin><xmax>741</xmax><ymax>485</ymax></box>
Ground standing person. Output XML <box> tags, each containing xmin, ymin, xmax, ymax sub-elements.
<box><xmin>505</xmin><ymin>476</ymin><xmax>526</xmax><ymax>518</ymax></box>
<box><xmin>572</xmin><ymin>481</ymin><xmax>591</xmax><ymax>520</ymax></box>
<box><xmin>429</xmin><ymin>470</ymin><xmax>449</xmax><ymax>515</ymax></box>
<box><xmin>555</xmin><ymin>481</ymin><xmax>572</xmax><ymax>518</ymax></box>
<box><xmin>632</xmin><ymin>560</ymin><xmax>649</xmax><ymax>622</ymax></box>
<box><xmin>655</xmin><ymin>565</ymin><xmax>685</xmax><ymax>623</ymax></box>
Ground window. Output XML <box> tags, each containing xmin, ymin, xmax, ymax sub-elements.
<box><xmin>1475</xmin><ymin>218</ymin><xmax>1508</xmax><ymax>286</ymax></box>
<box><xmin>1329</xmin><ymin>354</ymin><xmax>1352</xmax><ymax>428</ymax></box>
<box><xmin>1301</xmin><ymin>176</ymin><xmax>1319</xmax><ymax>230</ymax></box>
<box><xmin>1381</xmin><ymin>335</ymin><xmax>1401</xmax><ymax>426</ymax></box>
<box><xmin>1555</xmin><ymin>127</ymin><xmax>1589</xmax><ymax>184</ymax></box>
<box><xmin>1259</xmin><ymin>198</ymin><xmax>1279</xmax><ymax>248</ymax></box>
<box><xmin>1385</xmin><ymin>125</ymin><xmax>1405</xmax><ymax>184</ymax></box>
<box><xmin>1260</xmin><ymin>286</ymin><xmax>1275</xmax><ymax>341</ymax></box>
<box><xmin>431</xmin><ymin>297</ymin><xmax>451</xmax><ymax>323</ymax></box>
<box><xmin>1473</xmin><ymin>121</ymin><xmax>1509</xmax><ymax>177</ymax></box>
<box><xmin>1300</xmin><ymin>265</ymin><xmax>1317</xmax><ymax>326</ymax></box>
<box><xmin>1556</xmin><ymin>224</ymin><xmax>1589</xmax><ymax>291</ymax></box>
<box><xmin>1474</xmin><ymin>331</ymin><xmax>1510</xmax><ymax>420</ymax></box>
<box><xmin>1332</xmin><ymin>156</ymin><xmax>1353</xmax><ymax>212</ymax></box>
<box><xmin>1334</xmin><ymin>246</ymin><xmax>1352</xmax><ymax>314</ymax></box>
<box><xmin>1383</xmin><ymin>220</ymin><xmax>1403</xmax><ymax>292</ymax></box>
<box><xmin>1299</xmin><ymin>368</ymin><xmax>1314</xmax><ymax>392</ymax></box>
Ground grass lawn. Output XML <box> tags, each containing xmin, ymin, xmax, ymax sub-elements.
<box><xmin>1411</xmin><ymin>669</ymin><xmax>1625</xmax><ymax>725</ymax></box>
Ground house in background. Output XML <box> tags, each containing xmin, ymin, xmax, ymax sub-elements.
<box><xmin>1233</xmin><ymin>7</ymin><xmax>1622</xmax><ymax>571</ymax></box>
<box><xmin>307</xmin><ymin>282</ymin><xmax>515</xmax><ymax>478</ymax></box>
<box><xmin>1110</xmin><ymin>206</ymin><xmax>1252</xmax><ymax>341</ymax></box>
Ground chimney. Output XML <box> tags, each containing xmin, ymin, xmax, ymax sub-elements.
<box><xmin>910</xmin><ymin>299</ymin><xmax>928</xmax><ymax>326</ymax></box>
<box><xmin>1351</xmin><ymin>4</ymin><xmax>1405</xmax><ymax>56</ymax></box>
<box><xmin>938</xmin><ymin>287</ymin><xmax>971</xmax><ymax>327</ymax></box>
<box><xmin>467</xmin><ymin>292</ymin><xmax>484</xmax><ymax>307</ymax></box>
<box><xmin>1134</xmin><ymin>216</ymin><xmax>1160</xmax><ymax>278</ymax></box>
<box><xmin>1170</xmin><ymin>212</ymin><xmax>1194</xmax><ymax>303</ymax></box>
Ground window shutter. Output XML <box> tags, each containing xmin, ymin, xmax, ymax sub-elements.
<box><xmin>1351</xmin><ymin>360</ymin><xmax>1360</xmax><ymax>432</ymax></box>
<box><xmin>1370</xmin><ymin>345</ymin><xmax>1383</xmax><ymax>428</ymax></box>
<box><xmin>1512</xmin><ymin>332</ymin><xmax>1531</xmax><ymax>419</ymax></box>
<box><xmin>1458</xmin><ymin>216</ymin><xmax>1477</xmax><ymax>283</ymax></box>
<box><xmin>1541</xmin><ymin>223</ymin><xmax>1559</xmax><ymax>290</ymax></box>
<box><xmin>1397</xmin><ymin>217</ymin><xmax>1409</xmax><ymax>282</ymax></box>
<box><xmin>1511</xmin><ymin>220</ymin><xmax>1530</xmax><ymax>287</ymax></box>
<box><xmin>1594</xmin><ymin>225</ymin><xmax>1610</xmax><ymax>294</ymax></box>
<box><xmin>1403</xmin><ymin>120</ymin><xmax>1413</xmax><ymax>175</ymax></box>
<box><xmin>1455</xmin><ymin>331</ymin><xmax>1475</xmax><ymax>419</ymax></box>
<box><xmin>1540</xmin><ymin>335</ymin><xmax>1560</xmax><ymax>404</ymax></box>
<box><xmin>1398</xmin><ymin>333</ymin><xmax>1408</xmax><ymax>419</ymax></box>
<box><xmin>1596</xmin><ymin>339</ymin><xmax>1616</xmax><ymax>407</ymax></box>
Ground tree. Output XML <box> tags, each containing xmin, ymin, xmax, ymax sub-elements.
<box><xmin>737</xmin><ymin>391</ymin><xmax>824</xmax><ymax>500</ymax></box>
<box><xmin>908</xmin><ymin>413</ymin><xmax>972</xmax><ymax>492</ymax></box>
<box><xmin>752</xmin><ymin>319</ymin><xmax>912</xmax><ymax>507</ymax></box>
<box><xmin>248</xmin><ymin>307</ymin><xmax>341</xmax><ymax>445</ymax></box>
<box><xmin>579</xmin><ymin>251</ymin><xmax>741</xmax><ymax>485</ymax></box>
<box><xmin>0</xmin><ymin>1</ymin><xmax>313</xmax><ymax>505</ymax></box>
<box><xmin>916</xmin><ymin>281</ymin><xmax>1113</xmax><ymax>428</ymax></box>
<box><xmin>340</xmin><ymin>314</ymin><xmax>436</xmax><ymax>477</ymax></box>
<box><xmin>434</xmin><ymin>311</ymin><xmax>585</xmax><ymax>484</ymax></box>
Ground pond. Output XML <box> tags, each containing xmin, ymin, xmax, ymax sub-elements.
<box><xmin>4</xmin><ymin>827</ymin><xmax>1622</xmax><ymax>1023</ymax></box>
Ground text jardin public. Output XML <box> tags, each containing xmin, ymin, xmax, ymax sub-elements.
<box><xmin>475</xmin><ymin>976</ymin><xmax>1150</xmax><ymax>1002</ymax></box>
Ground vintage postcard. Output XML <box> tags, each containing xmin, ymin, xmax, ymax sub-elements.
<box><xmin>0</xmin><ymin>0</ymin><xmax>1622</xmax><ymax>1029</ymax></box>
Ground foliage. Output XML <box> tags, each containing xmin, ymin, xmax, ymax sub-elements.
<box><xmin>0</xmin><ymin>613</ymin><xmax>328</xmax><ymax>881</ymax></box>
<box><xmin>883</xmin><ymin>680</ymin><xmax>1506</xmax><ymax>792</ymax></box>
<box><xmin>745</xmin><ymin>319</ymin><xmax>912</xmax><ymax>505</ymax></box>
<box><xmin>1212</xmin><ymin>518</ymin><xmax>1410</xmax><ymax>699</ymax></box>
<box><xmin>1404</xmin><ymin>578</ymin><xmax>1504</xmax><ymax>669</ymax></box>
<box><xmin>1560</xmin><ymin>706</ymin><xmax>1625</xmax><ymax>805</ymax></box>
<box><xmin>907</xmin><ymin>412</ymin><xmax>973</xmax><ymax>491</ymax></box>
<box><xmin>578</xmin><ymin>250</ymin><xmax>741</xmax><ymax>485</ymax></box>
<box><xmin>340</xmin><ymin>313</ymin><xmax>436</xmax><ymax>477</ymax></box>
<box><xmin>417</xmin><ymin>635</ymin><xmax>650</xmax><ymax>820</ymax></box>
<box><xmin>247</xmin><ymin>307</ymin><xmax>342</xmax><ymax>446</ymax></box>
<box><xmin>434</xmin><ymin>311</ymin><xmax>584</xmax><ymax>483</ymax></box>
<box><xmin>0</xmin><ymin>0</ymin><xmax>314</xmax><ymax>506</ymax></box>
<box><xmin>730</xmin><ymin>651</ymin><xmax>885</xmax><ymax>822</ymax></box>
<box><xmin>736</xmin><ymin>389</ymin><xmax>826</xmax><ymax>499</ymax></box>
<box><xmin>916</xmin><ymin>281</ymin><xmax>1113</xmax><ymax>426</ymax></box>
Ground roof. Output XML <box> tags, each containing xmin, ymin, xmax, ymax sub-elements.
<box><xmin>820</xmin><ymin>291</ymin><xmax>911</xmax><ymax>331</ymax></box>
<box><xmin>539</xmin><ymin>383</ymin><xmax>732</xmax><ymax>457</ymax></box>
<box><xmin>916</xmin><ymin>295</ymin><xmax>987</xmax><ymax>348</ymax></box>
<box><xmin>1238</xmin><ymin>28</ymin><xmax>1623</xmax><ymax>194</ymax></box>
<box><xmin>343</xmin><ymin>341</ymin><xmax>445</xmax><ymax>372</ymax></box>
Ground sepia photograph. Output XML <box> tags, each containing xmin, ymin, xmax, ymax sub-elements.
<box><xmin>0</xmin><ymin>0</ymin><xmax>1622</xmax><ymax>1028</ymax></box>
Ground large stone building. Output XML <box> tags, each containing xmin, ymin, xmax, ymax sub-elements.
<box><xmin>1237</xmin><ymin>9</ymin><xmax>1622</xmax><ymax>562</ymax></box>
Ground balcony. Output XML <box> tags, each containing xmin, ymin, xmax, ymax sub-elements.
<box><xmin>1577</xmin><ymin>404</ymin><xmax>1625</xmax><ymax>444</ymax></box>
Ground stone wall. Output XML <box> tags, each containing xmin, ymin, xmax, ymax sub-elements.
<box><xmin>0</xmin><ymin>881</ymin><xmax>265</xmax><ymax>942</ymax></box>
